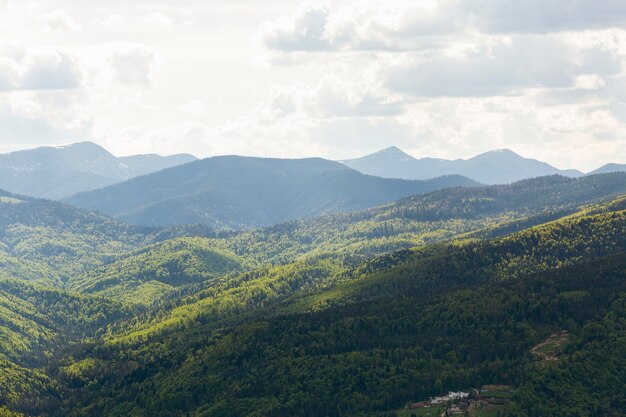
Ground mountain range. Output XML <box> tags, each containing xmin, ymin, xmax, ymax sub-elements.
<box><xmin>0</xmin><ymin>142</ymin><xmax>196</xmax><ymax>199</ymax></box>
<box><xmin>2</xmin><ymin>141</ymin><xmax>624</xmax><ymax>203</ymax></box>
<box><xmin>65</xmin><ymin>156</ymin><xmax>479</xmax><ymax>229</ymax></box>
<box><xmin>341</xmin><ymin>146</ymin><xmax>595</xmax><ymax>184</ymax></box>
<box><xmin>1</xmin><ymin>170</ymin><xmax>626</xmax><ymax>416</ymax></box>
<box><xmin>588</xmin><ymin>162</ymin><xmax>626</xmax><ymax>175</ymax></box>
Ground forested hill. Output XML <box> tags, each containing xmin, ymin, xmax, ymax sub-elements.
<box><xmin>208</xmin><ymin>172</ymin><xmax>626</xmax><ymax>264</ymax></box>
<box><xmin>51</xmin><ymin>195</ymin><xmax>626</xmax><ymax>417</ymax></box>
<box><xmin>59</xmin><ymin>172</ymin><xmax>626</xmax><ymax>308</ymax></box>
<box><xmin>64</xmin><ymin>156</ymin><xmax>479</xmax><ymax>228</ymax></box>
<box><xmin>0</xmin><ymin>189</ymin><xmax>155</xmax><ymax>283</ymax></box>
<box><xmin>1</xmin><ymin>174</ymin><xmax>626</xmax><ymax>416</ymax></box>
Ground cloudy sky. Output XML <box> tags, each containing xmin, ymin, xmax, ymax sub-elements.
<box><xmin>1</xmin><ymin>0</ymin><xmax>625</xmax><ymax>171</ymax></box>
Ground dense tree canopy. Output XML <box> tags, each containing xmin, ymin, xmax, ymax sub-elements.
<box><xmin>0</xmin><ymin>174</ymin><xmax>625</xmax><ymax>417</ymax></box>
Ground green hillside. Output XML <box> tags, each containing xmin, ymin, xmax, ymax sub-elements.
<box><xmin>68</xmin><ymin>238</ymin><xmax>249</xmax><ymax>306</ymax></box>
<box><xmin>0</xmin><ymin>190</ymin><xmax>154</xmax><ymax>282</ymax></box>
<box><xmin>0</xmin><ymin>175</ymin><xmax>625</xmax><ymax>417</ymax></box>
<box><xmin>0</xmin><ymin>278</ymin><xmax>131</xmax><ymax>416</ymax></box>
<box><xmin>213</xmin><ymin>172</ymin><xmax>626</xmax><ymax>265</ymax></box>
<box><xmin>51</xmin><ymin>197</ymin><xmax>626</xmax><ymax>417</ymax></box>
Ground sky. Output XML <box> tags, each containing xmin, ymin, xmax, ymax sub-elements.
<box><xmin>0</xmin><ymin>0</ymin><xmax>625</xmax><ymax>171</ymax></box>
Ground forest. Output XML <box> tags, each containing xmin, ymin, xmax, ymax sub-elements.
<box><xmin>0</xmin><ymin>173</ymin><xmax>625</xmax><ymax>416</ymax></box>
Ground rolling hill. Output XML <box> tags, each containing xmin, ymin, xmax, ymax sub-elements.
<box><xmin>52</xmin><ymin>195</ymin><xmax>626</xmax><ymax>417</ymax></box>
<box><xmin>0</xmin><ymin>142</ymin><xmax>196</xmax><ymax>199</ymax></box>
<box><xmin>68</xmin><ymin>237</ymin><xmax>248</xmax><ymax>306</ymax></box>
<box><xmin>0</xmin><ymin>188</ymin><xmax>155</xmax><ymax>283</ymax></box>
<box><xmin>64</xmin><ymin>156</ymin><xmax>480</xmax><ymax>229</ymax></box>
<box><xmin>211</xmin><ymin>172</ymin><xmax>626</xmax><ymax>265</ymax></box>
<box><xmin>62</xmin><ymin>172</ymin><xmax>626</xmax><ymax>307</ymax></box>
<box><xmin>587</xmin><ymin>162</ymin><xmax>626</xmax><ymax>175</ymax></box>
<box><xmin>341</xmin><ymin>146</ymin><xmax>583</xmax><ymax>184</ymax></box>
<box><xmin>1</xmin><ymin>171</ymin><xmax>626</xmax><ymax>416</ymax></box>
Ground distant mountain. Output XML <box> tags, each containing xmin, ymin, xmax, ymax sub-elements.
<box><xmin>0</xmin><ymin>142</ymin><xmax>197</xmax><ymax>199</ymax></box>
<box><xmin>65</xmin><ymin>156</ymin><xmax>480</xmax><ymax>229</ymax></box>
<box><xmin>341</xmin><ymin>146</ymin><xmax>584</xmax><ymax>184</ymax></box>
<box><xmin>587</xmin><ymin>163</ymin><xmax>626</xmax><ymax>175</ymax></box>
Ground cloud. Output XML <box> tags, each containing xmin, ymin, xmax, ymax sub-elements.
<box><xmin>38</xmin><ymin>10</ymin><xmax>82</xmax><ymax>32</ymax></box>
<box><xmin>258</xmin><ymin>2</ymin><xmax>332</xmax><ymax>51</ymax></box>
<box><xmin>20</xmin><ymin>51</ymin><xmax>83</xmax><ymax>90</ymax></box>
<box><xmin>466</xmin><ymin>0</ymin><xmax>626</xmax><ymax>34</ymax></box>
<box><xmin>95</xmin><ymin>14</ymin><xmax>123</xmax><ymax>27</ymax></box>
<box><xmin>0</xmin><ymin>90</ymin><xmax>92</xmax><ymax>145</ymax></box>
<box><xmin>141</xmin><ymin>12</ymin><xmax>174</xmax><ymax>27</ymax></box>
<box><xmin>385</xmin><ymin>35</ymin><xmax>623</xmax><ymax>97</ymax></box>
<box><xmin>575</xmin><ymin>74</ymin><xmax>606</xmax><ymax>90</ymax></box>
<box><xmin>96</xmin><ymin>10</ymin><xmax>192</xmax><ymax>29</ymax></box>
<box><xmin>0</xmin><ymin>45</ymin><xmax>83</xmax><ymax>91</ymax></box>
<box><xmin>258</xmin><ymin>1</ymin><xmax>626</xmax><ymax>53</ymax></box>
<box><xmin>140</xmin><ymin>11</ymin><xmax>192</xmax><ymax>27</ymax></box>
<box><xmin>106</xmin><ymin>45</ymin><xmax>160</xmax><ymax>87</ymax></box>
<box><xmin>178</xmin><ymin>100</ymin><xmax>208</xmax><ymax>116</ymax></box>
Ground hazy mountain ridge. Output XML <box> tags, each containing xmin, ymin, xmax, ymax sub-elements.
<box><xmin>341</xmin><ymin>146</ymin><xmax>591</xmax><ymax>184</ymax></box>
<box><xmin>64</xmin><ymin>156</ymin><xmax>480</xmax><ymax>229</ymax></box>
<box><xmin>588</xmin><ymin>162</ymin><xmax>626</xmax><ymax>175</ymax></box>
<box><xmin>0</xmin><ymin>142</ymin><xmax>197</xmax><ymax>199</ymax></box>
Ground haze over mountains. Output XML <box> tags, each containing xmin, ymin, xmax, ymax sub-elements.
<box><xmin>2</xmin><ymin>141</ymin><xmax>625</xmax><ymax>232</ymax></box>
<box><xmin>0</xmin><ymin>142</ymin><xmax>197</xmax><ymax>199</ymax></box>
<box><xmin>65</xmin><ymin>156</ymin><xmax>478</xmax><ymax>229</ymax></box>
<box><xmin>341</xmin><ymin>146</ymin><xmax>591</xmax><ymax>184</ymax></box>
<box><xmin>588</xmin><ymin>163</ymin><xmax>626</xmax><ymax>175</ymax></box>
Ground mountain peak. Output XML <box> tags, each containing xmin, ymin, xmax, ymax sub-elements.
<box><xmin>489</xmin><ymin>148</ymin><xmax>515</xmax><ymax>154</ymax></box>
<box><xmin>481</xmin><ymin>148</ymin><xmax>520</xmax><ymax>157</ymax></box>
<box><xmin>59</xmin><ymin>141</ymin><xmax>105</xmax><ymax>149</ymax></box>
<box><xmin>343</xmin><ymin>147</ymin><xmax>584</xmax><ymax>184</ymax></box>
<box><xmin>373</xmin><ymin>146</ymin><xmax>411</xmax><ymax>157</ymax></box>
<box><xmin>56</xmin><ymin>141</ymin><xmax>114</xmax><ymax>157</ymax></box>
<box><xmin>0</xmin><ymin>142</ymin><xmax>200</xmax><ymax>199</ymax></box>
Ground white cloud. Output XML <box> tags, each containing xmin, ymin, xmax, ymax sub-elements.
<box><xmin>141</xmin><ymin>12</ymin><xmax>174</xmax><ymax>27</ymax></box>
<box><xmin>178</xmin><ymin>100</ymin><xmax>208</xmax><ymax>116</ymax></box>
<box><xmin>384</xmin><ymin>35</ymin><xmax>622</xmax><ymax>97</ymax></box>
<box><xmin>575</xmin><ymin>74</ymin><xmax>606</xmax><ymax>90</ymax></box>
<box><xmin>0</xmin><ymin>90</ymin><xmax>92</xmax><ymax>145</ymax></box>
<box><xmin>106</xmin><ymin>45</ymin><xmax>160</xmax><ymax>87</ymax></box>
<box><xmin>95</xmin><ymin>14</ymin><xmax>123</xmax><ymax>28</ymax></box>
<box><xmin>38</xmin><ymin>10</ymin><xmax>82</xmax><ymax>32</ymax></box>
<box><xmin>0</xmin><ymin>44</ymin><xmax>83</xmax><ymax>91</ymax></box>
<box><xmin>1</xmin><ymin>0</ymin><xmax>625</xmax><ymax>172</ymax></box>
<box><xmin>465</xmin><ymin>0</ymin><xmax>626</xmax><ymax>34</ymax></box>
<box><xmin>258</xmin><ymin>2</ymin><xmax>332</xmax><ymax>51</ymax></box>
<box><xmin>258</xmin><ymin>1</ymin><xmax>626</xmax><ymax>54</ymax></box>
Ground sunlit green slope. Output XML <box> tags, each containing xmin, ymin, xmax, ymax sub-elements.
<box><xmin>67</xmin><ymin>238</ymin><xmax>249</xmax><ymax>306</ymax></box>
<box><xmin>54</xmin><ymin>196</ymin><xmax>626</xmax><ymax>417</ymax></box>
